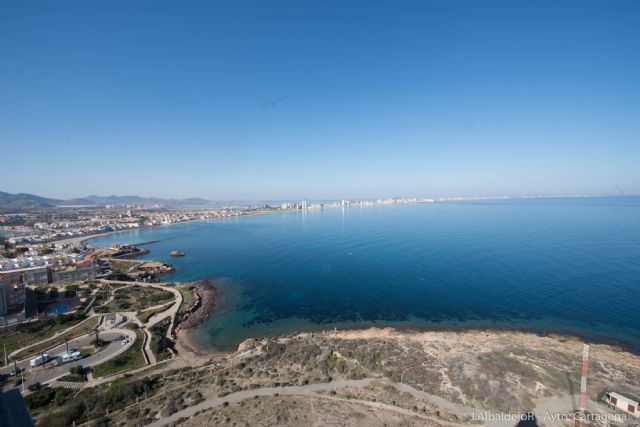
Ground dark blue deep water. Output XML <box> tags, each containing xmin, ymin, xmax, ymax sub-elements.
<box><xmin>90</xmin><ymin>198</ymin><xmax>640</xmax><ymax>352</ymax></box>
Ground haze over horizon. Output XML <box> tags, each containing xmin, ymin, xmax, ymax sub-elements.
<box><xmin>2</xmin><ymin>0</ymin><xmax>639</xmax><ymax>200</ymax></box>
<box><xmin>0</xmin><ymin>189</ymin><xmax>637</xmax><ymax>205</ymax></box>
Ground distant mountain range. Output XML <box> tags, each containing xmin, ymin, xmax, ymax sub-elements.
<box><xmin>0</xmin><ymin>191</ymin><xmax>210</xmax><ymax>210</ymax></box>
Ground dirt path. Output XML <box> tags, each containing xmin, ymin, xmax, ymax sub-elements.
<box><xmin>146</xmin><ymin>377</ymin><xmax>492</xmax><ymax>427</ymax></box>
<box><xmin>144</xmin><ymin>375</ymin><xmax>616</xmax><ymax>427</ymax></box>
<box><xmin>145</xmin><ymin>379</ymin><xmax>376</xmax><ymax>427</ymax></box>
<box><xmin>100</xmin><ymin>280</ymin><xmax>183</xmax><ymax>338</ymax></box>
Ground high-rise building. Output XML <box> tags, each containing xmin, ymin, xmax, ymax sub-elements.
<box><xmin>0</xmin><ymin>277</ymin><xmax>26</xmax><ymax>317</ymax></box>
<box><xmin>0</xmin><ymin>285</ymin><xmax>6</xmax><ymax>316</ymax></box>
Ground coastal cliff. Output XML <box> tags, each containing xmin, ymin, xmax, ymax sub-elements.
<box><xmin>176</xmin><ymin>279</ymin><xmax>217</xmax><ymax>331</ymax></box>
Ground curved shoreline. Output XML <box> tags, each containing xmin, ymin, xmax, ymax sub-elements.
<box><xmin>74</xmin><ymin>209</ymin><xmax>284</xmax><ymax>247</ymax></box>
<box><xmin>174</xmin><ymin>273</ymin><xmax>640</xmax><ymax>356</ymax></box>
<box><xmin>169</xmin><ymin>272</ymin><xmax>640</xmax><ymax>356</ymax></box>
<box><xmin>83</xmin><ymin>215</ymin><xmax>640</xmax><ymax>358</ymax></box>
<box><xmin>177</xmin><ymin>279</ymin><xmax>218</xmax><ymax>331</ymax></box>
<box><xmin>179</xmin><ymin>277</ymin><xmax>640</xmax><ymax>355</ymax></box>
<box><xmin>182</xmin><ymin>319</ymin><xmax>640</xmax><ymax>357</ymax></box>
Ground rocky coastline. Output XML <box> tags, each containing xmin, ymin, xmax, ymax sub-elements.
<box><xmin>177</xmin><ymin>278</ymin><xmax>218</xmax><ymax>331</ymax></box>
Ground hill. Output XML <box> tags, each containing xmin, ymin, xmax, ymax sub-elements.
<box><xmin>83</xmin><ymin>195</ymin><xmax>210</xmax><ymax>206</ymax></box>
<box><xmin>0</xmin><ymin>191</ymin><xmax>60</xmax><ymax>210</ymax></box>
<box><xmin>0</xmin><ymin>191</ymin><xmax>211</xmax><ymax>211</ymax></box>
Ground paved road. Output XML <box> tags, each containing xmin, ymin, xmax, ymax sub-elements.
<box><xmin>2</xmin><ymin>330</ymin><xmax>135</xmax><ymax>390</ymax></box>
<box><xmin>5</xmin><ymin>315</ymin><xmax>101</xmax><ymax>360</ymax></box>
<box><xmin>101</xmin><ymin>280</ymin><xmax>182</xmax><ymax>331</ymax></box>
<box><xmin>2</xmin><ymin>331</ymin><xmax>104</xmax><ymax>375</ymax></box>
<box><xmin>101</xmin><ymin>280</ymin><xmax>182</xmax><ymax>366</ymax></box>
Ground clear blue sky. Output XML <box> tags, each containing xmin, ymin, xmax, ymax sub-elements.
<box><xmin>1</xmin><ymin>0</ymin><xmax>639</xmax><ymax>200</ymax></box>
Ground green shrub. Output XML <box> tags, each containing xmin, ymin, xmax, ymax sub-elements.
<box><xmin>28</xmin><ymin>382</ymin><xmax>42</xmax><ymax>392</ymax></box>
<box><xmin>64</xmin><ymin>285</ymin><xmax>79</xmax><ymax>297</ymax></box>
<box><xmin>37</xmin><ymin>376</ymin><xmax>161</xmax><ymax>427</ymax></box>
<box><xmin>25</xmin><ymin>387</ymin><xmax>55</xmax><ymax>411</ymax></box>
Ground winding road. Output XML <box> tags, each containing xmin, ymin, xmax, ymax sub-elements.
<box><xmin>146</xmin><ymin>379</ymin><xmax>376</xmax><ymax>427</ymax></box>
<box><xmin>1</xmin><ymin>329</ymin><xmax>136</xmax><ymax>390</ymax></box>
<box><xmin>144</xmin><ymin>376</ymin><xmax>617</xmax><ymax>427</ymax></box>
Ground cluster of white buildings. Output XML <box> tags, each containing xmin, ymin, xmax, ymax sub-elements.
<box><xmin>281</xmin><ymin>197</ymin><xmax>434</xmax><ymax>211</ymax></box>
<box><xmin>1</xmin><ymin>208</ymin><xmax>251</xmax><ymax>245</ymax></box>
<box><xmin>4</xmin><ymin>222</ymin><xmax>125</xmax><ymax>245</ymax></box>
<box><xmin>0</xmin><ymin>247</ymin><xmax>89</xmax><ymax>272</ymax></box>
<box><xmin>277</xmin><ymin>196</ymin><xmax>525</xmax><ymax>212</ymax></box>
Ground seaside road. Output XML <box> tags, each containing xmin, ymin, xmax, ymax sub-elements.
<box><xmin>1</xmin><ymin>332</ymin><xmax>99</xmax><ymax>375</ymax></box>
<box><xmin>2</xmin><ymin>330</ymin><xmax>135</xmax><ymax>390</ymax></box>
<box><xmin>6</xmin><ymin>315</ymin><xmax>100</xmax><ymax>360</ymax></box>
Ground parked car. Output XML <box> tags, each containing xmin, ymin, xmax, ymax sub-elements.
<box><xmin>10</xmin><ymin>367</ymin><xmax>22</xmax><ymax>376</ymax></box>
<box><xmin>62</xmin><ymin>351</ymin><xmax>83</xmax><ymax>363</ymax></box>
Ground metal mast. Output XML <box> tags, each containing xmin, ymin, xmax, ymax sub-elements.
<box><xmin>578</xmin><ymin>344</ymin><xmax>590</xmax><ymax>427</ymax></box>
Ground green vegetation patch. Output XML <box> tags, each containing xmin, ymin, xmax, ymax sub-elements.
<box><xmin>13</xmin><ymin>315</ymin><xmax>100</xmax><ymax>360</ymax></box>
<box><xmin>101</xmin><ymin>285</ymin><xmax>174</xmax><ymax>312</ymax></box>
<box><xmin>137</xmin><ymin>302</ymin><xmax>172</xmax><ymax>323</ymax></box>
<box><xmin>149</xmin><ymin>318</ymin><xmax>173</xmax><ymax>361</ymax></box>
<box><xmin>176</xmin><ymin>285</ymin><xmax>195</xmax><ymax>318</ymax></box>
<box><xmin>35</xmin><ymin>375</ymin><xmax>162</xmax><ymax>427</ymax></box>
<box><xmin>59</xmin><ymin>365</ymin><xmax>88</xmax><ymax>382</ymax></box>
<box><xmin>109</xmin><ymin>260</ymin><xmax>134</xmax><ymax>274</ymax></box>
<box><xmin>92</xmin><ymin>329</ymin><xmax>146</xmax><ymax>378</ymax></box>
<box><xmin>91</xmin><ymin>288</ymin><xmax>110</xmax><ymax>309</ymax></box>
<box><xmin>0</xmin><ymin>312</ymin><xmax>88</xmax><ymax>356</ymax></box>
<box><xmin>64</xmin><ymin>284</ymin><xmax>79</xmax><ymax>297</ymax></box>
<box><xmin>26</xmin><ymin>385</ymin><xmax>73</xmax><ymax>416</ymax></box>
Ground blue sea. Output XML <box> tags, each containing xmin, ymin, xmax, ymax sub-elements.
<box><xmin>89</xmin><ymin>197</ymin><xmax>640</xmax><ymax>352</ymax></box>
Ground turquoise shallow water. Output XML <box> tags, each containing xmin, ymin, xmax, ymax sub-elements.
<box><xmin>90</xmin><ymin>197</ymin><xmax>640</xmax><ymax>352</ymax></box>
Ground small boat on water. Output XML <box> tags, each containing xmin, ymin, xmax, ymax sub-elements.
<box><xmin>170</xmin><ymin>250</ymin><xmax>186</xmax><ymax>257</ymax></box>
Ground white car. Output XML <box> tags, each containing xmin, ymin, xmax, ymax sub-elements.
<box><xmin>61</xmin><ymin>351</ymin><xmax>83</xmax><ymax>363</ymax></box>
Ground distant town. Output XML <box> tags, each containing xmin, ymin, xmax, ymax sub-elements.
<box><xmin>0</xmin><ymin>193</ymin><xmax>508</xmax><ymax>324</ymax></box>
<box><xmin>0</xmin><ymin>190</ymin><xmax>608</xmax><ymax>326</ymax></box>
<box><xmin>2</xmin><ymin>191</ymin><xmax>634</xmax><ymax>427</ymax></box>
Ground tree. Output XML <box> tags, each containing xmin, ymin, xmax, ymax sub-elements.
<box><xmin>64</xmin><ymin>284</ymin><xmax>79</xmax><ymax>297</ymax></box>
<box><xmin>69</xmin><ymin>365</ymin><xmax>87</xmax><ymax>381</ymax></box>
<box><xmin>28</xmin><ymin>382</ymin><xmax>42</xmax><ymax>392</ymax></box>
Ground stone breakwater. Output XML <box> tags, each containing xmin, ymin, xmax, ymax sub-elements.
<box><xmin>178</xmin><ymin>279</ymin><xmax>217</xmax><ymax>331</ymax></box>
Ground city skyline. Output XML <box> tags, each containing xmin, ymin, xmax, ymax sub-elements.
<box><xmin>2</xmin><ymin>0</ymin><xmax>639</xmax><ymax>199</ymax></box>
<box><xmin>0</xmin><ymin>189</ymin><xmax>633</xmax><ymax>206</ymax></box>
